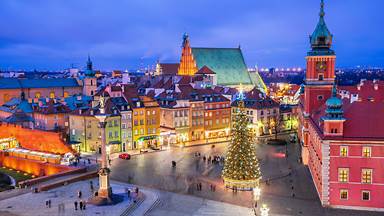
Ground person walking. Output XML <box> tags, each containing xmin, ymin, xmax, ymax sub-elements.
<box><xmin>83</xmin><ymin>202</ymin><xmax>86</xmax><ymax>210</ymax></box>
<box><xmin>79</xmin><ymin>200</ymin><xmax>83</xmax><ymax>211</ymax></box>
<box><xmin>74</xmin><ymin>201</ymin><xmax>78</xmax><ymax>210</ymax></box>
<box><xmin>48</xmin><ymin>200</ymin><xmax>51</xmax><ymax>208</ymax></box>
<box><xmin>78</xmin><ymin>190</ymin><xmax>82</xmax><ymax>198</ymax></box>
<box><xmin>90</xmin><ymin>181</ymin><xmax>94</xmax><ymax>192</ymax></box>
<box><xmin>45</xmin><ymin>200</ymin><xmax>49</xmax><ymax>208</ymax></box>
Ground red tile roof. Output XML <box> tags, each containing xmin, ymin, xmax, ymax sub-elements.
<box><xmin>159</xmin><ymin>63</ymin><xmax>180</xmax><ymax>75</ymax></box>
<box><xmin>195</xmin><ymin>66</ymin><xmax>216</xmax><ymax>75</ymax></box>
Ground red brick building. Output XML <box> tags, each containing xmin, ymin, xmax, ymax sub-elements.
<box><xmin>298</xmin><ymin>1</ymin><xmax>384</xmax><ymax>211</ymax></box>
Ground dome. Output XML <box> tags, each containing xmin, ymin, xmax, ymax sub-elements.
<box><xmin>326</xmin><ymin>96</ymin><xmax>342</xmax><ymax>107</ymax></box>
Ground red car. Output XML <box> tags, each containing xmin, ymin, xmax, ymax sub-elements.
<box><xmin>118</xmin><ymin>153</ymin><xmax>131</xmax><ymax>160</ymax></box>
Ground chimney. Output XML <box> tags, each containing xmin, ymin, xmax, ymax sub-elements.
<box><xmin>79</xmin><ymin>109</ymin><xmax>82</xmax><ymax>115</ymax></box>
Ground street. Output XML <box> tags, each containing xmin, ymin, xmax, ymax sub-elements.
<box><xmin>110</xmin><ymin>138</ymin><xmax>382</xmax><ymax>216</ymax></box>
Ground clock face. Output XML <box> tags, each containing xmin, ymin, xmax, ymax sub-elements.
<box><xmin>316</xmin><ymin>61</ymin><xmax>327</xmax><ymax>72</ymax></box>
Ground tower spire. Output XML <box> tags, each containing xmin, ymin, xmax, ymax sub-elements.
<box><xmin>320</xmin><ymin>0</ymin><xmax>325</xmax><ymax>18</ymax></box>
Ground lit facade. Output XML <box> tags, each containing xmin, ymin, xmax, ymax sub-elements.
<box><xmin>298</xmin><ymin>1</ymin><xmax>384</xmax><ymax>211</ymax></box>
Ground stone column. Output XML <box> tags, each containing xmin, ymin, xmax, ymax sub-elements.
<box><xmin>95</xmin><ymin>115</ymin><xmax>112</xmax><ymax>198</ymax></box>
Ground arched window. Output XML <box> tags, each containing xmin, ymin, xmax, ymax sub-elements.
<box><xmin>35</xmin><ymin>92</ymin><xmax>41</xmax><ymax>98</ymax></box>
<box><xmin>49</xmin><ymin>92</ymin><xmax>55</xmax><ymax>99</ymax></box>
<box><xmin>63</xmin><ymin>91</ymin><xmax>69</xmax><ymax>98</ymax></box>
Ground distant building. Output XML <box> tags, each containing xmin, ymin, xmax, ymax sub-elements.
<box><xmin>177</xmin><ymin>33</ymin><xmax>266</xmax><ymax>91</ymax></box>
<box><xmin>155</xmin><ymin>62</ymin><xmax>180</xmax><ymax>76</ymax></box>
<box><xmin>0</xmin><ymin>56</ymin><xmax>98</xmax><ymax>105</ymax></box>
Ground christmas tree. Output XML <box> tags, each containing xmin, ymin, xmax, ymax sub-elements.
<box><xmin>222</xmin><ymin>95</ymin><xmax>261</xmax><ymax>190</ymax></box>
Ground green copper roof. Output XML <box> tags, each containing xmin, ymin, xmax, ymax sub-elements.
<box><xmin>85</xmin><ymin>55</ymin><xmax>96</xmax><ymax>77</ymax></box>
<box><xmin>249</xmin><ymin>71</ymin><xmax>267</xmax><ymax>93</ymax></box>
<box><xmin>191</xmin><ymin>48</ymin><xmax>253</xmax><ymax>86</ymax></box>
<box><xmin>308</xmin><ymin>0</ymin><xmax>335</xmax><ymax>56</ymax></box>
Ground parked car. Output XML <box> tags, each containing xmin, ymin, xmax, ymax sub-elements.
<box><xmin>118</xmin><ymin>153</ymin><xmax>131</xmax><ymax>160</ymax></box>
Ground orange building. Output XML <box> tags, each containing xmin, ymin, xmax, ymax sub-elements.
<box><xmin>178</xmin><ymin>33</ymin><xmax>198</xmax><ymax>76</ymax></box>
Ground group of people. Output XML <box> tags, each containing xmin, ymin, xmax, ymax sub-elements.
<box><xmin>73</xmin><ymin>190</ymin><xmax>86</xmax><ymax>211</ymax></box>
<box><xmin>202</xmin><ymin>155</ymin><xmax>225</xmax><ymax>165</ymax></box>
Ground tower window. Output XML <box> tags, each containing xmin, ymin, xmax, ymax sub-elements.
<box><xmin>340</xmin><ymin>146</ymin><xmax>348</xmax><ymax>157</ymax></box>
<box><xmin>362</xmin><ymin>147</ymin><xmax>371</xmax><ymax>157</ymax></box>
<box><xmin>317</xmin><ymin>95</ymin><xmax>323</xmax><ymax>100</ymax></box>
<box><xmin>318</xmin><ymin>74</ymin><xmax>324</xmax><ymax>81</ymax></box>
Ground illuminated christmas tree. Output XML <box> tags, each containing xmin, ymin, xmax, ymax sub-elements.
<box><xmin>222</xmin><ymin>90</ymin><xmax>261</xmax><ymax>190</ymax></box>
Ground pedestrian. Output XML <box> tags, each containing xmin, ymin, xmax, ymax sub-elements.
<box><xmin>109</xmin><ymin>159</ymin><xmax>112</xmax><ymax>166</ymax></box>
<box><xmin>48</xmin><ymin>199</ymin><xmax>51</xmax><ymax>208</ymax></box>
<box><xmin>128</xmin><ymin>190</ymin><xmax>131</xmax><ymax>198</ymax></box>
<box><xmin>78</xmin><ymin>190</ymin><xmax>82</xmax><ymax>198</ymax></box>
<box><xmin>46</xmin><ymin>200</ymin><xmax>49</xmax><ymax>208</ymax></box>
<box><xmin>199</xmin><ymin>182</ymin><xmax>202</xmax><ymax>191</ymax></box>
<box><xmin>213</xmin><ymin>185</ymin><xmax>216</xmax><ymax>192</ymax></box>
<box><xmin>135</xmin><ymin>187</ymin><xmax>139</xmax><ymax>194</ymax></box>
<box><xmin>90</xmin><ymin>181</ymin><xmax>94</xmax><ymax>191</ymax></box>
<box><xmin>79</xmin><ymin>200</ymin><xmax>83</xmax><ymax>210</ymax></box>
<box><xmin>74</xmin><ymin>201</ymin><xmax>78</xmax><ymax>210</ymax></box>
<box><xmin>88</xmin><ymin>158</ymin><xmax>91</xmax><ymax>164</ymax></box>
<box><xmin>83</xmin><ymin>202</ymin><xmax>86</xmax><ymax>210</ymax></box>
<box><xmin>203</xmin><ymin>156</ymin><xmax>206</xmax><ymax>162</ymax></box>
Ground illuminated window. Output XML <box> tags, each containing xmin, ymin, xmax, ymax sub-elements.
<box><xmin>340</xmin><ymin>146</ymin><xmax>348</xmax><ymax>157</ymax></box>
<box><xmin>362</xmin><ymin>169</ymin><xmax>372</xmax><ymax>184</ymax></box>
<box><xmin>338</xmin><ymin>168</ymin><xmax>349</xmax><ymax>183</ymax></box>
<box><xmin>362</xmin><ymin>147</ymin><xmax>371</xmax><ymax>158</ymax></box>
<box><xmin>362</xmin><ymin>191</ymin><xmax>370</xmax><ymax>201</ymax></box>
<box><xmin>318</xmin><ymin>74</ymin><xmax>324</xmax><ymax>81</ymax></box>
<box><xmin>63</xmin><ymin>91</ymin><xmax>69</xmax><ymax>98</ymax></box>
<box><xmin>340</xmin><ymin>189</ymin><xmax>348</xmax><ymax>200</ymax></box>
<box><xmin>35</xmin><ymin>92</ymin><xmax>41</xmax><ymax>98</ymax></box>
<box><xmin>49</xmin><ymin>92</ymin><xmax>55</xmax><ymax>99</ymax></box>
<box><xmin>3</xmin><ymin>94</ymin><xmax>10</xmax><ymax>103</ymax></box>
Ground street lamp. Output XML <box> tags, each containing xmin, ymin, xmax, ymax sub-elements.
<box><xmin>260</xmin><ymin>204</ymin><xmax>270</xmax><ymax>216</ymax></box>
<box><xmin>252</xmin><ymin>187</ymin><xmax>261</xmax><ymax>215</ymax></box>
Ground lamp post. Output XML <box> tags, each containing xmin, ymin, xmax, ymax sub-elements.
<box><xmin>252</xmin><ymin>187</ymin><xmax>261</xmax><ymax>215</ymax></box>
<box><xmin>260</xmin><ymin>204</ymin><xmax>270</xmax><ymax>216</ymax></box>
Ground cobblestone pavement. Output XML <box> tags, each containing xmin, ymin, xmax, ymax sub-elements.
<box><xmin>0</xmin><ymin>179</ymin><xmax>142</xmax><ymax>216</ymax></box>
<box><xmin>111</xmin><ymin>136</ymin><xmax>383</xmax><ymax>216</ymax></box>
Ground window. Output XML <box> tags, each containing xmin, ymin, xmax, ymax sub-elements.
<box><xmin>134</xmin><ymin>130</ymin><xmax>138</xmax><ymax>135</ymax></box>
<box><xmin>122</xmin><ymin>132</ymin><xmax>126</xmax><ymax>139</ymax></box>
<box><xmin>72</xmin><ymin>129</ymin><xmax>76</xmax><ymax>135</ymax></box>
<box><xmin>49</xmin><ymin>92</ymin><xmax>55</xmax><ymax>99</ymax></box>
<box><xmin>362</xmin><ymin>169</ymin><xmax>372</xmax><ymax>184</ymax></box>
<box><xmin>140</xmin><ymin>120</ymin><xmax>144</xmax><ymax>125</ymax></box>
<box><xmin>134</xmin><ymin>111</ymin><xmax>138</xmax><ymax>116</ymax></box>
<box><xmin>35</xmin><ymin>92</ymin><xmax>41</xmax><ymax>98</ymax></box>
<box><xmin>152</xmin><ymin>110</ymin><xmax>156</xmax><ymax>115</ymax></box>
<box><xmin>340</xmin><ymin>189</ymin><xmax>348</xmax><ymax>200</ymax></box>
<box><xmin>317</xmin><ymin>95</ymin><xmax>324</xmax><ymax>100</ymax></box>
<box><xmin>338</xmin><ymin>168</ymin><xmax>349</xmax><ymax>183</ymax></box>
<box><xmin>340</xmin><ymin>146</ymin><xmax>348</xmax><ymax>157</ymax></box>
<box><xmin>140</xmin><ymin>128</ymin><xmax>144</xmax><ymax>135</ymax></box>
<box><xmin>114</xmin><ymin>120</ymin><xmax>118</xmax><ymax>126</ymax></box>
<box><xmin>63</xmin><ymin>91</ymin><xmax>69</xmax><ymax>98</ymax></box>
<box><xmin>114</xmin><ymin>131</ymin><xmax>118</xmax><ymax>138</ymax></box>
<box><xmin>260</xmin><ymin>110</ymin><xmax>264</xmax><ymax>116</ymax></box>
<box><xmin>134</xmin><ymin>120</ymin><xmax>138</xmax><ymax>126</ymax></box>
<box><xmin>362</xmin><ymin>147</ymin><xmax>371</xmax><ymax>158</ymax></box>
<box><xmin>362</xmin><ymin>191</ymin><xmax>370</xmax><ymax>201</ymax></box>
<box><xmin>108</xmin><ymin>132</ymin><xmax>112</xmax><ymax>138</ymax></box>
<box><xmin>318</xmin><ymin>74</ymin><xmax>324</xmax><ymax>81</ymax></box>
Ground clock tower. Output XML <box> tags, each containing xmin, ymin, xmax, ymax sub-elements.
<box><xmin>300</xmin><ymin>0</ymin><xmax>335</xmax><ymax>165</ymax></box>
<box><xmin>304</xmin><ymin>0</ymin><xmax>335</xmax><ymax>116</ymax></box>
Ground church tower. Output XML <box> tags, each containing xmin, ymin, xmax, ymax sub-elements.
<box><xmin>178</xmin><ymin>33</ymin><xmax>198</xmax><ymax>76</ymax></box>
<box><xmin>304</xmin><ymin>0</ymin><xmax>335</xmax><ymax>115</ymax></box>
<box><xmin>83</xmin><ymin>55</ymin><xmax>97</xmax><ymax>96</ymax></box>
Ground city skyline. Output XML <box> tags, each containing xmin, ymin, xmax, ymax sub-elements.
<box><xmin>1</xmin><ymin>0</ymin><xmax>384</xmax><ymax>70</ymax></box>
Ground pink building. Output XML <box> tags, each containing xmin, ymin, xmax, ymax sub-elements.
<box><xmin>298</xmin><ymin>1</ymin><xmax>384</xmax><ymax>212</ymax></box>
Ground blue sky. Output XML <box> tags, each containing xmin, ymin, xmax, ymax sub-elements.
<box><xmin>0</xmin><ymin>0</ymin><xmax>383</xmax><ymax>71</ymax></box>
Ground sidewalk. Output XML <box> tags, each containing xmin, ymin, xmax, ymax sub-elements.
<box><xmin>0</xmin><ymin>178</ymin><xmax>156</xmax><ymax>216</ymax></box>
